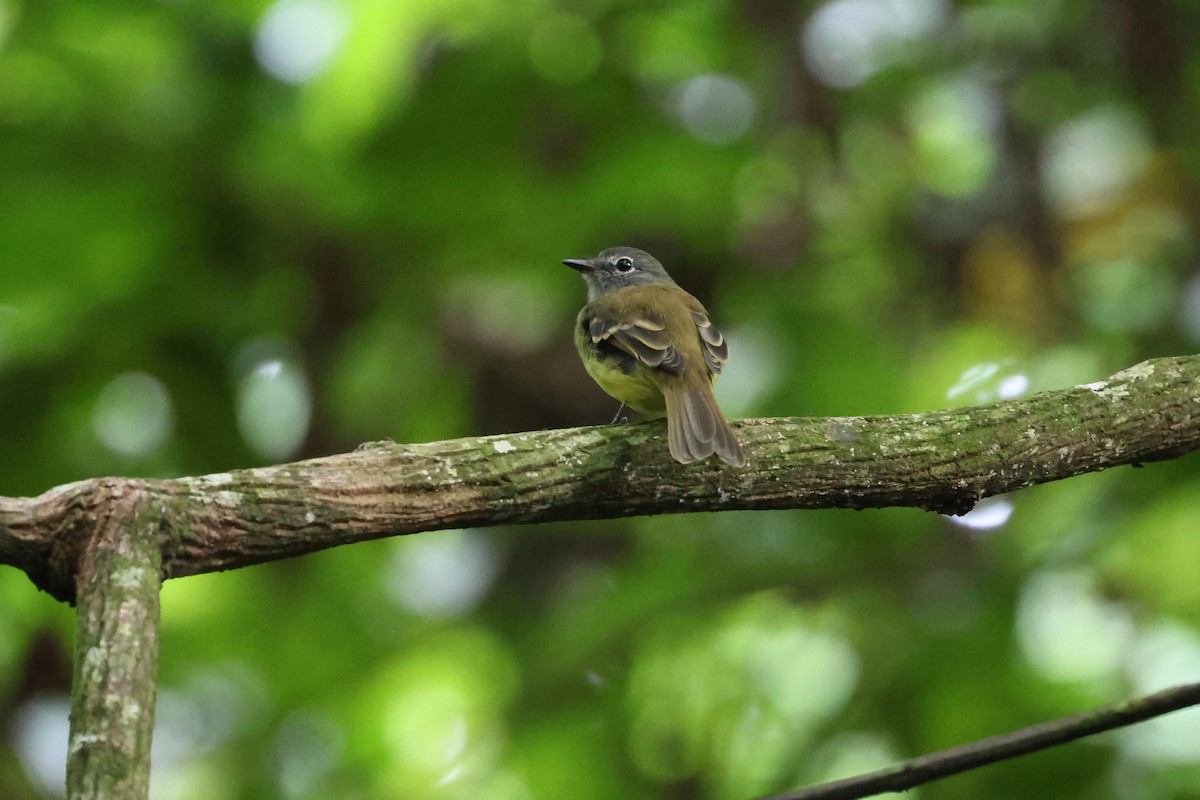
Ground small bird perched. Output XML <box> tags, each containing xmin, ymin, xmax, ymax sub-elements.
<box><xmin>564</xmin><ymin>246</ymin><xmax>746</xmax><ymax>467</ymax></box>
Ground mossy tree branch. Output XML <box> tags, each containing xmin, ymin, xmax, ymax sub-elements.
<box><xmin>1</xmin><ymin>355</ymin><xmax>1198</xmax><ymax>605</ymax></box>
<box><xmin>66</xmin><ymin>484</ymin><xmax>164</xmax><ymax>799</ymax></box>
<box><xmin>0</xmin><ymin>354</ymin><xmax>1198</xmax><ymax>800</ymax></box>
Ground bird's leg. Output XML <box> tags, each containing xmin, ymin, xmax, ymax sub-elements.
<box><xmin>610</xmin><ymin>403</ymin><xmax>628</xmax><ymax>424</ymax></box>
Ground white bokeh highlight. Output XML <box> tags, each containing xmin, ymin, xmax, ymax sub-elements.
<box><xmin>946</xmin><ymin>496</ymin><xmax>1014</xmax><ymax>532</ymax></box>
<box><xmin>1017</xmin><ymin>569</ymin><xmax>1135</xmax><ymax>683</ymax></box>
<box><xmin>675</xmin><ymin>74</ymin><xmax>757</xmax><ymax>145</ymax></box>
<box><xmin>236</xmin><ymin>350</ymin><xmax>312</xmax><ymax>462</ymax></box>
<box><xmin>93</xmin><ymin>371</ymin><xmax>174</xmax><ymax>457</ymax></box>
<box><xmin>11</xmin><ymin>694</ymin><xmax>70</xmax><ymax>796</ymax></box>
<box><xmin>801</xmin><ymin>0</ymin><xmax>948</xmax><ymax>88</ymax></box>
<box><xmin>384</xmin><ymin>530</ymin><xmax>502</xmax><ymax>619</ymax></box>
<box><xmin>1119</xmin><ymin>622</ymin><xmax>1200</xmax><ymax>764</ymax></box>
<box><xmin>1042</xmin><ymin>107</ymin><xmax>1150</xmax><ymax>217</ymax></box>
<box><xmin>255</xmin><ymin>0</ymin><xmax>348</xmax><ymax>85</ymax></box>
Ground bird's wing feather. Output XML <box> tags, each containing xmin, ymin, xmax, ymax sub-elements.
<box><xmin>690</xmin><ymin>309</ymin><xmax>729</xmax><ymax>375</ymax></box>
<box><xmin>589</xmin><ymin>313</ymin><xmax>685</xmax><ymax>374</ymax></box>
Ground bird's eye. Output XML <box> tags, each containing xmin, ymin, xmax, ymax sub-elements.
<box><xmin>615</xmin><ymin>257</ymin><xmax>635</xmax><ymax>273</ymax></box>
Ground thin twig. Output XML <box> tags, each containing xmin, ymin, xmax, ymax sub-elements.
<box><xmin>758</xmin><ymin>682</ymin><xmax>1200</xmax><ymax>800</ymax></box>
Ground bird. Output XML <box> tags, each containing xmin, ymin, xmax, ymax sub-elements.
<box><xmin>564</xmin><ymin>246</ymin><xmax>746</xmax><ymax>467</ymax></box>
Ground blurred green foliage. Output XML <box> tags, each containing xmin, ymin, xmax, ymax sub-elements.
<box><xmin>2</xmin><ymin>0</ymin><xmax>1200</xmax><ymax>798</ymax></box>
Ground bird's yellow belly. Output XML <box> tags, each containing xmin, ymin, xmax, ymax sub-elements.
<box><xmin>582</xmin><ymin>355</ymin><xmax>666</xmax><ymax>415</ymax></box>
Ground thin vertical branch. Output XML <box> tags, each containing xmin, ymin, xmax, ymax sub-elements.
<box><xmin>66</xmin><ymin>487</ymin><xmax>164</xmax><ymax>800</ymax></box>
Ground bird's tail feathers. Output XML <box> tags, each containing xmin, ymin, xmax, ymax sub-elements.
<box><xmin>665</xmin><ymin>382</ymin><xmax>746</xmax><ymax>467</ymax></box>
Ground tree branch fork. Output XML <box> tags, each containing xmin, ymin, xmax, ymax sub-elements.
<box><xmin>1</xmin><ymin>354</ymin><xmax>1198</xmax><ymax>604</ymax></box>
<box><xmin>2</xmin><ymin>353</ymin><xmax>1199</xmax><ymax>800</ymax></box>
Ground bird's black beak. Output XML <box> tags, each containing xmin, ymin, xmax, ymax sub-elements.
<box><xmin>563</xmin><ymin>258</ymin><xmax>594</xmax><ymax>273</ymax></box>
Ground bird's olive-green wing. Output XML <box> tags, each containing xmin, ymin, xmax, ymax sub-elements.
<box><xmin>690</xmin><ymin>309</ymin><xmax>729</xmax><ymax>375</ymax></box>
<box><xmin>587</xmin><ymin>313</ymin><xmax>686</xmax><ymax>374</ymax></box>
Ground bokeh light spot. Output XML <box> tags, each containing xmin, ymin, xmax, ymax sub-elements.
<box><xmin>93</xmin><ymin>371</ymin><xmax>174</xmax><ymax>457</ymax></box>
<box><xmin>628</xmin><ymin>595</ymin><xmax>859</xmax><ymax>788</ymax></box>
<box><xmin>447</xmin><ymin>275</ymin><xmax>561</xmax><ymax>354</ymax></box>
<box><xmin>384</xmin><ymin>530</ymin><xmax>502</xmax><ymax>619</ymax></box>
<box><xmin>809</xmin><ymin>731</ymin><xmax>902</xmax><ymax>785</ymax></box>
<box><xmin>909</xmin><ymin>77</ymin><xmax>998</xmax><ymax>197</ymax></box>
<box><xmin>1017</xmin><ymin>569</ymin><xmax>1134</xmax><ymax>683</ymax></box>
<box><xmin>153</xmin><ymin>662</ymin><xmax>269</xmax><ymax>789</ymax></box>
<box><xmin>675</xmin><ymin>74</ymin><xmax>756</xmax><ymax>145</ymax></box>
<box><xmin>1042</xmin><ymin>107</ymin><xmax>1150</xmax><ymax>217</ymax></box>
<box><xmin>712</xmin><ymin>326</ymin><xmax>777</xmax><ymax>416</ymax></box>
<box><xmin>236</xmin><ymin>342</ymin><xmax>312</xmax><ymax>462</ymax></box>
<box><xmin>997</xmin><ymin>373</ymin><xmax>1029</xmax><ymax>399</ymax></box>
<box><xmin>255</xmin><ymin>0</ymin><xmax>348</xmax><ymax>85</ymax></box>
<box><xmin>384</xmin><ymin>686</ymin><xmax>470</xmax><ymax>775</ymax></box>
<box><xmin>11</xmin><ymin>694</ymin><xmax>69</xmax><ymax>796</ymax></box>
<box><xmin>274</xmin><ymin>712</ymin><xmax>345</xmax><ymax>799</ymax></box>
<box><xmin>1120</xmin><ymin>622</ymin><xmax>1200</xmax><ymax>765</ymax></box>
<box><xmin>947</xmin><ymin>361</ymin><xmax>998</xmax><ymax>398</ymax></box>
<box><xmin>946</xmin><ymin>496</ymin><xmax>1014</xmax><ymax>532</ymax></box>
<box><xmin>366</xmin><ymin>631</ymin><xmax>518</xmax><ymax>792</ymax></box>
<box><xmin>802</xmin><ymin>0</ymin><xmax>947</xmax><ymax>88</ymax></box>
<box><xmin>945</xmin><ymin>361</ymin><xmax>1029</xmax><ymax>404</ymax></box>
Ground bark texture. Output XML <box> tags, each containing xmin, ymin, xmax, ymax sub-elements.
<box><xmin>1</xmin><ymin>354</ymin><xmax>1198</xmax><ymax>604</ymax></box>
<box><xmin>66</xmin><ymin>485</ymin><xmax>164</xmax><ymax>799</ymax></box>
<box><xmin>0</xmin><ymin>354</ymin><xmax>1197</xmax><ymax>800</ymax></box>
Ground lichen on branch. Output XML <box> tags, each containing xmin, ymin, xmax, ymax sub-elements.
<box><xmin>1</xmin><ymin>354</ymin><xmax>1198</xmax><ymax>604</ymax></box>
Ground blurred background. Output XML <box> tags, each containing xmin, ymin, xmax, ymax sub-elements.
<box><xmin>2</xmin><ymin>0</ymin><xmax>1199</xmax><ymax>798</ymax></box>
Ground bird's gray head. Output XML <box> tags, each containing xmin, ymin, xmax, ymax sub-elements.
<box><xmin>563</xmin><ymin>246</ymin><xmax>677</xmax><ymax>302</ymax></box>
